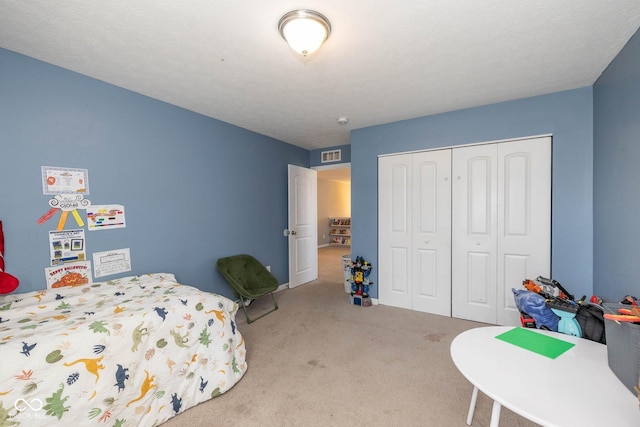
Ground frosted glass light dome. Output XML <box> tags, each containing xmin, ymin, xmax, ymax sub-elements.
<box><xmin>278</xmin><ymin>10</ymin><xmax>331</xmax><ymax>57</ymax></box>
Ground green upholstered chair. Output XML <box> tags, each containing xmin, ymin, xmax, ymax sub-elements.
<box><xmin>216</xmin><ymin>254</ymin><xmax>279</xmax><ymax>323</ymax></box>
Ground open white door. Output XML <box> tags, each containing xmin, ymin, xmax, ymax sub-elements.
<box><xmin>286</xmin><ymin>165</ymin><xmax>318</xmax><ymax>288</ymax></box>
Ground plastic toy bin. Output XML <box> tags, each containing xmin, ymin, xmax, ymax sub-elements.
<box><xmin>603</xmin><ymin>303</ymin><xmax>640</xmax><ymax>396</ymax></box>
<box><xmin>341</xmin><ymin>255</ymin><xmax>351</xmax><ymax>294</ymax></box>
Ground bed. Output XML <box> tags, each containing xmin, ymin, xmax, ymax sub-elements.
<box><xmin>0</xmin><ymin>273</ymin><xmax>247</xmax><ymax>426</ymax></box>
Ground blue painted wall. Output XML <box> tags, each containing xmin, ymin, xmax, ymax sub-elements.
<box><xmin>0</xmin><ymin>48</ymin><xmax>308</xmax><ymax>298</ymax></box>
<box><xmin>593</xmin><ymin>30</ymin><xmax>640</xmax><ymax>302</ymax></box>
<box><xmin>351</xmin><ymin>88</ymin><xmax>594</xmax><ymax>300</ymax></box>
<box><xmin>5</xmin><ymin>24</ymin><xmax>638</xmax><ymax>305</ymax></box>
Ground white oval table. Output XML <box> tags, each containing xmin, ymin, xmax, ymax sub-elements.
<box><xmin>450</xmin><ymin>326</ymin><xmax>640</xmax><ymax>427</ymax></box>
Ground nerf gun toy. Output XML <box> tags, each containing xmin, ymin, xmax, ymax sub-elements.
<box><xmin>536</xmin><ymin>276</ymin><xmax>574</xmax><ymax>300</ymax></box>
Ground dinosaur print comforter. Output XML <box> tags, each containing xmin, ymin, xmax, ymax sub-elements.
<box><xmin>0</xmin><ymin>273</ymin><xmax>247</xmax><ymax>426</ymax></box>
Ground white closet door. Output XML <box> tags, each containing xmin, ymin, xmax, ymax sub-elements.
<box><xmin>496</xmin><ymin>137</ymin><xmax>551</xmax><ymax>325</ymax></box>
<box><xmin>380</xmin><ymin>137</ymin><xmax>550</xmax><ymax>324</ymax></box>
<box><xmin>452</xmin><ymin>144</ymin><xmax>498</xmax><ymax>323</ymax></box>
<box><xmin>378</xmin><ymin>154</ymin><xmax>412</xmax><ymax>309</ymax></box>
<box><xmin>412</xmin><ymin>150</ymin><xmax>452</xmax><ymax>315</ymax></box>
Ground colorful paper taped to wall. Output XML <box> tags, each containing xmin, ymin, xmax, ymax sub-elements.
<box><xmin>38</xmin><ymin>194</ymin><xmax>91</xmax><ymax>230</ymax></box>
<box><xmin>71</xmin><ymin>209</ymin><xmax>84</xmax><ymax>227</ymax></box>
<box><xmin>86</xmin><ymin>205</ymin><xmax>126</xmax><ymax>230</ymax></box>
<box><xmin>57</xmin><ymin>211</ymin><xmax>69</xmax><ymax>231</ymax></box>
<box><xmin>37</xmin><ymin>208</ymin><xmax>59</xmax><ymax>224</ymax></box>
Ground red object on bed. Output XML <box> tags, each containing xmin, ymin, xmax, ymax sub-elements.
<box><xmin>0</xmin><ymin>220</ymin><xmax>19</xmax><ymax>294</ymax></box>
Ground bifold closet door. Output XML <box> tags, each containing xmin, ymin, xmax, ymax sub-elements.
<box><xmin>451</xmin><ymin>137</ymin><xmax>551</xmax><ymax>325</ymax></box>
<box><xmin>496</xmin><ymin>137</ymin><xmax>551</xmax><ymax>325</ymax></box>
<box><xmin>379</xmin><ymin>154</ymin><xmax>412</xmax><ymax>309</ymax></box>
<box><xmin>411</xmin><ymin>150</ymin><xmax>451</xmax><ymax>316</ymax></box>
<box><xmin>451</xmin><ymin>144</ymin><xmax>498</xmax><ymax>323</ymax></box>
<box><xmin>379</xmin><ymin>137</ymin><xmax>550</xmax><ymax>324</ymax></box>
<box><xmin>378</xmin><ymin>150</ymin><xmax>451</xmax><ymax>315</ymax></box>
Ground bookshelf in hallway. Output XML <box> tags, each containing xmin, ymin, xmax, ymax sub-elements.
<box><xmin>329</xmin><ymin>217</ymin><xmax>351</xmax><ymax>246</ymax></box>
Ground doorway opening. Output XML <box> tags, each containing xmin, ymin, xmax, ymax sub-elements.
<box><xmin>314</xmin><ymin>165</ymin><xmax>351</xmax><ymax>284</ymax></box>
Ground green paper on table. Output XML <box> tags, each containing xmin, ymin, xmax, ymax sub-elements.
<box><xmin>495</xmin><ymin>327</ymin><xmax>575</xmax><ymax>359</ymax></box>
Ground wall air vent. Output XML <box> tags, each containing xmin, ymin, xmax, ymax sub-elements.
<box><xmin>321</xmin><ymin>149</ymin><xmax>341</xmax><ymax>163</ymax></box>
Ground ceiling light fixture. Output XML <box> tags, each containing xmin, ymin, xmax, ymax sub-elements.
<box><xmin>278</xmin><ymin>10</ymin><xmax>331</xmax><ymax>57</ymax></box>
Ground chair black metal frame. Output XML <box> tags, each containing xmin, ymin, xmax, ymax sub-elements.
<box><xmin>216</xmin><ymin>254</ymin><xmax>279</xmax><ymax>323</ymax></box>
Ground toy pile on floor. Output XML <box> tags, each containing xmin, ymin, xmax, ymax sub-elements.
<box><xmin>513</xmin><ymin>276</ymin><xmax>640</xmax><ymax>344</ymax></box>
<box><xmin>348</xmin><ymin>256</ymin><xmax>373</xmax><ymax>307</ymax></box>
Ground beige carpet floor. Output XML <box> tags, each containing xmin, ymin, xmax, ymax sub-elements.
<box><xmin>163</xmin><ymin>246</ymin><xmax>539</xmax><ymax>426</ymax></box>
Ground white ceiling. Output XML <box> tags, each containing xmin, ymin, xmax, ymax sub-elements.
<box><xmin>1</xmin><ymin>1</ymin><xmax>639</xmax><ymax>150</ymax></box>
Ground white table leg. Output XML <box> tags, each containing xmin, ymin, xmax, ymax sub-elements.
<box><xmin>466</xmin><ymin>386</ymin><xmax>479</xmax><ymax>425</ymax></box>
<box><xmin>489</xmin><ymin>400</ymin><xmax>502</xmax><ymax>427</ymax></box>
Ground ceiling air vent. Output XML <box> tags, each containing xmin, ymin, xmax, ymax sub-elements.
<box><xmin>321</xmin><ymin>149</ymin><xmax>341</xmax><ymax>163</ymax></box>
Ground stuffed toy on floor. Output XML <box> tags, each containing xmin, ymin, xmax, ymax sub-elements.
<box><xmin>0</xmin><ymin>220</ymin><xmax>19</xmax><ymax>294</ymax></box>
